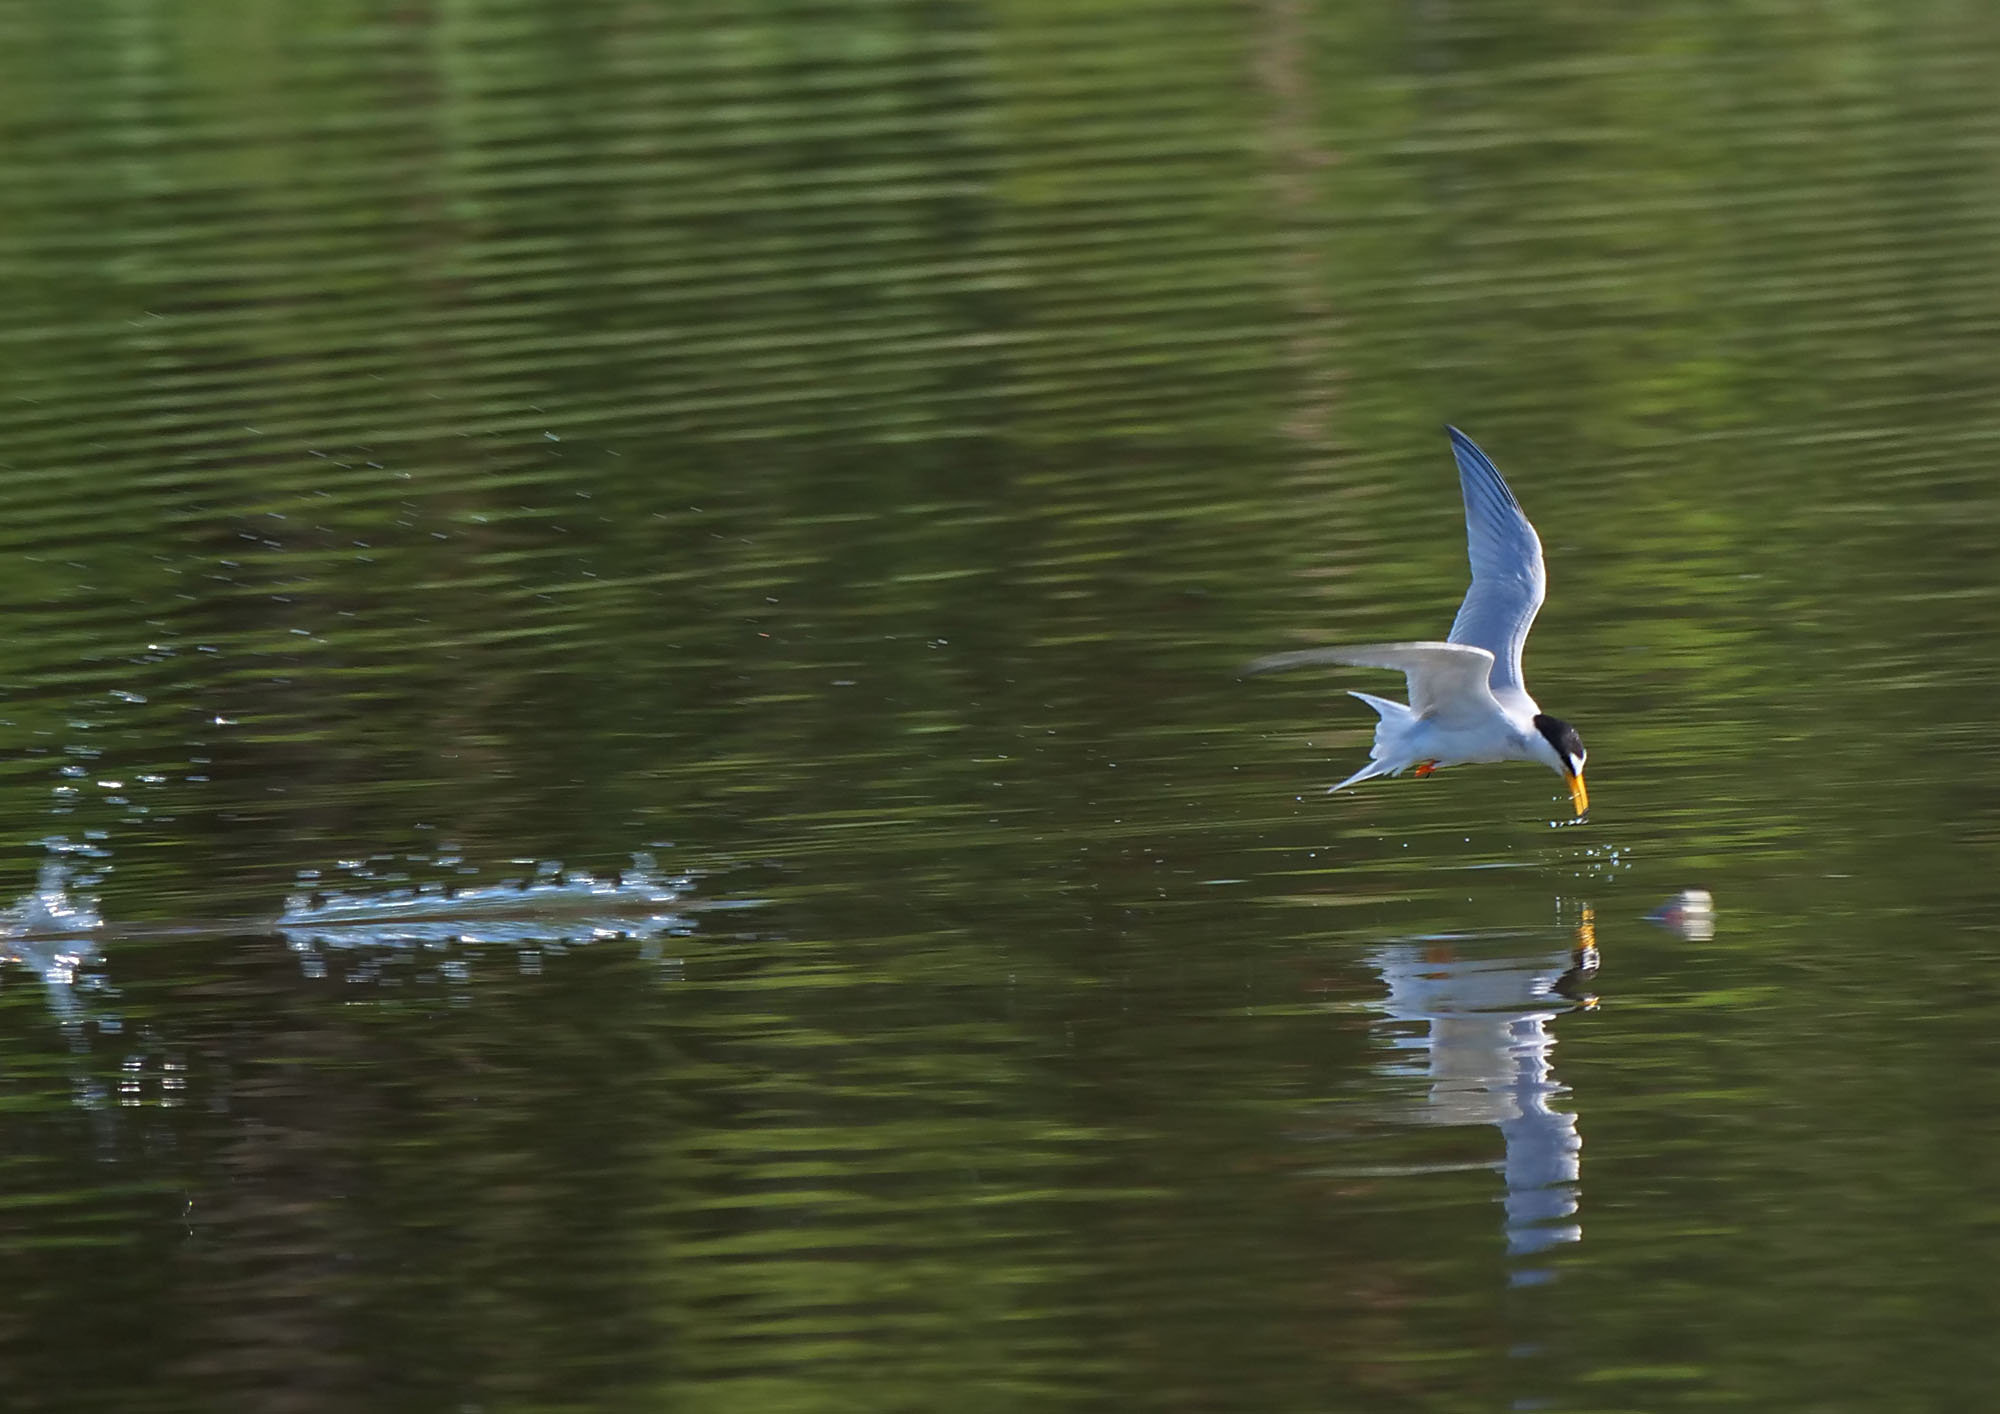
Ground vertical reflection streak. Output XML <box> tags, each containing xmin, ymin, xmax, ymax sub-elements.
<box><xmin>1371</xmin><ymin>906</ymin><xmax>1596</xmax><ymax>1278</ymax></box>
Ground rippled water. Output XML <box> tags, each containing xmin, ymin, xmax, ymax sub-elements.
<box><xmin>3</xmin><ymin>3</ymin><xmax>2000</xmax><ymax>1410</ymax></box>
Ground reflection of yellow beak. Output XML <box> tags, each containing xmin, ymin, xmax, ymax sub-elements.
<box><xmin>1567</xmin><ymin>770</ymin><xmax>1589</xmax><ymax>817</ymax></box>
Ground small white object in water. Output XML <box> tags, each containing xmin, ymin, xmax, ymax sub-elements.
<box><xmin>1647</xmin><ymin>889</ymin><xmax>1715</xmax><ymax>940</ymax></box>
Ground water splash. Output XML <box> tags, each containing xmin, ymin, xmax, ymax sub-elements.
<box><xmin>4</xmin><ymin>856</ymin><xmax>105</xmax><ymax>939</ymax></box>
<box><xmin>275</xmin><ymin>853</ymin><xmax>692</xmax><ymax>951</ymax></box>
<box><xmin>0</xmin><ymin>858</ymin><xmax>107</xmax><ymax>1031</ymax></box>
<box><xmin>0</xmin><ymin>850</ymin><xmax>694</xmax><ymax>1022</ymax></box>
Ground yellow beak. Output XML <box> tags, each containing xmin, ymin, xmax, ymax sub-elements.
<box><xmin>1567</xmin><ymin>770</ymin><xmax>1589</xmax><ymax>817</ymax></box>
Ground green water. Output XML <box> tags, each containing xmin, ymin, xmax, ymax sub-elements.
<box><xmin>2</xmin><ymin>2</ymin><xmax>1999</xmax><ymax>1409</ymax></box>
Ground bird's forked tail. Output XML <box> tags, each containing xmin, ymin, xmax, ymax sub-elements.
<box><xmin>1330</xmin><ymin>690</ymin><xmax>1415</xmax><ymax>794</ymax></box>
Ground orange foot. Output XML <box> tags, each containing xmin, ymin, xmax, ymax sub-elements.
<box><xmin>1414</xmin><ymin>761</ymin><xmax>1439</xmax><ymax>778</ymax></box>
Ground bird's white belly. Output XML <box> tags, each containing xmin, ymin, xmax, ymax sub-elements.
<box><xmin>1406</xmin><ymin>719</ymin><xmax>1529</xmax><ymax>769</ymax></box>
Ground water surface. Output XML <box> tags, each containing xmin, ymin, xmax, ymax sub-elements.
<box><xmin>1</xmin><ymin>3</ymin><xmax>1998</xmax><ymax>1410</ymax></box>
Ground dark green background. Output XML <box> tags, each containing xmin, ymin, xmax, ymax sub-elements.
<box><xmin>0</xmin><ymin>2</ymin><xmax>1995</xmax><ymax>1410</ymax></box>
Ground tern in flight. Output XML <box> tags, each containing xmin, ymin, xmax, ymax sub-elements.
<box><xmin>1247</xmin><ymin>426</ymin><xmax>1589</xmax><ymax>816</ymax></box>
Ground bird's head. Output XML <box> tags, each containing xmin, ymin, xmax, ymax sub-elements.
<box><xmin>1531</xmin><ymin>713</ymin><xmax>1589</xmax><ymax>816</ymax></box>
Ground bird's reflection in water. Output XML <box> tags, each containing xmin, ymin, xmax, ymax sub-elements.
<box><xmin>1370</xmin><ymin>906</ymin><xmax>1598</xmax><ymax>1282</ymax></box>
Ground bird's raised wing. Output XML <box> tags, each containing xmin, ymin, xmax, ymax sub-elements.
<box><xmin>1244</xmin><ymin>640</ymin><xmax>1499</xmax><ymax>727</ymax></box>
<box><xmin>1443</xmin><ymin>426</ymin><xmax>1546</xmax><ymax>711</ymax></box>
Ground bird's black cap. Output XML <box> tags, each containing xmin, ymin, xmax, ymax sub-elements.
<box><xmin>1533</xmin><ymin>713</ymin><xmax>1586</xmax><ymax>773</ymax></box>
